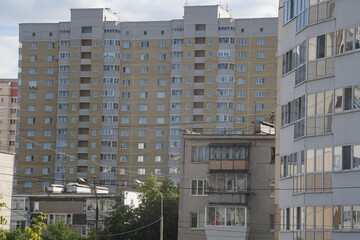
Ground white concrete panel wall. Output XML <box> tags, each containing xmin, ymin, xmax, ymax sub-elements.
<box><xmin>0</xmin><ymin>153</ymin><xmax>14</xmax><ymax>230</ymax></box>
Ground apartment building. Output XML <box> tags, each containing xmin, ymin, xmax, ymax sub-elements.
<box><xmin>178</xmin><ymin>131</ymin><xmax>275</xmax><ymax>240</ymax></box>
<box><xmin>17</xmin><ymin>5</ymin><xmax>277</xmax><ymax>194</ymax></box>
<box><xmin>0</xmin><ymin>79</ymin><xmax>18</xmax><ymax>154</ymax></box>
<box><xmin>11</xmin><ymin>190</ymin><xmax>114</xmax><ymax>236</ymax></box>
<box><xmin>278</xmin><ymin>0</ymin><xmax>360</xmax><ymax>239</ymax></box>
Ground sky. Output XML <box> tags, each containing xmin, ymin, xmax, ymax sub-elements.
<box><xmin>0</xmin><ymin>0</ymin><xmax>279</xmax><ymax>78</ymax></box>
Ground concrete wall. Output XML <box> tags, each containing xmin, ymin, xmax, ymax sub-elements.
<box><xmin>0</xmin><ymin>153</ymin><xmax>14</xmax><ymax>230</ymax></box>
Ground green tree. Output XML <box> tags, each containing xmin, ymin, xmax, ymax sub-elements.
<box><xmin>41</xmin><ymin>221</ymin><xmax>84</xmax><ymax>240</ymax></box>
<box><xmin>24</xmin><ymin>213</ymin><xmax>47</xmax><ymax>240</ymax></box>
<box><xmin>100</xmin><ymin>194</ymin><xmax>137</xmax><ymax>240</ymax></box>
<box><xmin>0</xmin><ymin>195</ymin><xmax>7</xmax><ymax>240</ymax></box>
<box><xmin>101</xmin><ymin>175</ymin><xmax>179</xmax><ymax>240</ymax></box>
<box><xmin>3</xmin><ymin>229</ymin><xmax>26</xmax><ymax>240</ymax></box>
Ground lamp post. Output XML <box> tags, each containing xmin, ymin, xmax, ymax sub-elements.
<box><xmin>79</xmin><ymin>178</ymin><xmax>99</xmax><ymax>240</ymax></box>
<box><xmin>135</xmin><ymin>179</ymin><xmax>163</xmax><ymax>240</ymax></box>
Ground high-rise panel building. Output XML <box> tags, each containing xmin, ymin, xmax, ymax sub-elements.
<box><xmin>0</xmin><ymin>79</ymin><xmax>18</xmax><ymax>153</ymax></box>
<box><xmin>17</xmin><ymin>5</ymin><xmax>277</xmax><ymax>193</ymax></box>
<box><xmin>278</xmin><ymin>0</ymin><xmax>360</xmax><ymax>239</ymax></box>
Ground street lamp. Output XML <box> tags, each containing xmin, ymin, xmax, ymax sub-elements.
<box><xmin>79</xmin><ymin>178</ymin><xmax>99</xmax><ymax>240</ymax></box>
<box><xmin>135</xmin><ymin>179</ymin><xmax>163</xmax><ymax>240</ymax></box>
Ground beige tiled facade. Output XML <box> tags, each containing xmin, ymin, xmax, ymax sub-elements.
<box><xmin>17</xmin><ymin>6</ymin><xmax>277</xmax><ymax>193</ymax></box>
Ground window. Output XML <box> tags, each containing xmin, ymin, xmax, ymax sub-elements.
<box><xmin>139</xmin><ymin>92</ymin><xmax>148</xmax><ymax>98</ymax></box>
<box><xmin>156</xmin><ymin>118</ymin><xmax>165</xmax><ymax>124</ymax></box>
<box><xmin>29</xmin><ymin>55</ymin><xmax>37</xmax><ymax>62</ymax></box>
<box><xmin>173</xmin><ymin>39</ymin><xmax>183</xmax><ymax>45</ymax></box>
<box><xmin>171</xmin><ymin>90</ymin><xmax>182</xmax><ymax>96</ymax></box>
<box><xmin>157</xmin><ymin>66</ymin><xmax>166</xmax><ymax>73</ymax></box>
<box><xmin>157</xmin><ymin>79</ymin><xmax>165</xmax><ymax>86</ymax></box>
<box><xmin>237</xmin><ymin>91</ymin><xmax>246</xmax><ymax>98</ymax></box>
<box><xmin>334</xmin><ymin>145</ymin><xmax>352</xmax><ymax>170</ymax></box>
<box><xmin>238</xmin><ymin>39</ymin><xmax>247</xmax><ymax>46</ymax></box>
<box><xmin>256</xmin><ymin>78</ymin><xmax>265</xmax><ymax>84</ymax></box>
<box><xmin>256</xmin><ymin>91</ymin><xmax>265</xmax><ymax>97</ymax></box>
<box><xmin>25</xmin><ymin>155</ymin><xmax>34</xmax><ymax>162</ymax></box>
<box><xmin>137</xmin><ymin>79</ymin><xmax>147</xmax><ymax>87</ymax></box>
<box><xmin>47</xmin><ymin>42</ymin><xmax>55</xmax><ymax>49</ymax></box>
<box><xmin>155</xmin><ymin>156</ymin><xmax>163</xmax><ymax>162</ymax></box>
<box><xmin>25</xmin><ymin>168</ymin><xmax>33</xmax><ymax>174</ymax></box>
<box><xmin>28</xmin><ymin>105</ymin><xmax>35</xmax><ymax>111</ymax></box>
<box><xmin>30</xmin><ymin>43</ymin><xmax>37</xmax><ymax>49</ymax></box>
<box><xmin>237</xmin><ymin>65</ymin><xmax>246</xmax><ymax>72</ymax></box>
<box><xmin>237</xmin><ymin>104</ymin><xmax>245</xmax><ymax>110</ymax></box>
<box><xmin>195</xmin><ymin>24</ymin><xmax>206</xmax><ymax>31</ymax></box>
<box><xmin>24</xmin><ymin>182</ymin><xmax>32</xmax><ymax>189</ymax></box>
<box><xmin>29</xmin><ymin>68</ymin><xmax>37</xmax><ymax>74</ymax></box>
<box><xmin>155</xmin><ymin>143</ymin><xmax>164</xmax><ymax>149</ymax></box>
<box><xmin>48</xmin><ymin>214</ymin><xmax>72</xmax><ymax>225</ymax></box>
<box><xmin>238</xmin><ymin>52</ymin><xmax>246</xmax><ymax>58</ymax></box>
<box><xmin>256</xmin><ymin>104</ymin><xmax>265</xmax><ymax>110</ymax></box>
<box><xmin>157</xmin><ymin>92</ymin><xmax>165</xmax><ymax>98</ymax></box>
<box><xmin>12</xmin><ymin>199</ymin><xmax>26</xmax><ymax>210</ymax></box>
<box><xmin>123</xmin><ymin>67</ymin><xmax>131</xmax><ymax>73</ymax></box>
<box><xmin>270</xmin><ymin>214</ymin><xmax>275</xmax><ymax>231</ymax></box>
<box><xmin>257</xmin><ymin>51</ymin><xmax>266</xmax><ymax>58</ymax></box>
<box><xmin>141</xmin><ymin>41</ymin><xmax>149</xmax><ymax>48</ymax></box>
<box><xmin>156</xmin><ymin>105</ymin><xmax>165</xmax><ymax>111</ymax></box>
<box><xmin>123</xmin><ymin>41</ymin><xmax>131</xmax><ymax>48</ymax></box>
<box><xmin>257</xmin><ymin>38</ymin><xmax>266</xmax><ymax>45</ymax></box>
<box><xmin>158</xmin><ymin>41</ymin><xmax>167</xmax><ymax>47</ymax></box>
<box><xmin>27</xmin><ymin>118</ymin><xmax>35</xmax><ymax>124</ymax></box>
<box><xmin>139</xmin><ymin>105</ymin><xmax>147</xmax><ymax>111</ymax></box>
<box><xmin>137</xmin><ymin>168</ymin><xmax>146</xmax><ymax>175</ymax></box>
<box><xmin>138</xmin><ymin>143</ymin><xmax>146</xmax><ymax>149</ymax></box>
<box><xmin>191</xmin><ymin>180</ymin><xmax>207</xmax><ymax>196</ymax></box>
<box><xmin>158</xmin><ymin>54</ymin><xmax>166</xmax><ymax>60</ymax></box>
<box><xmin>207</xmin><ymin>207</ymin><xmax>246</xmax><ymax>226</ymax></box>
<box><xmin>256</xmin><ymin>65</ymin><xmax>265</xmax><ymax>71</ymax></box>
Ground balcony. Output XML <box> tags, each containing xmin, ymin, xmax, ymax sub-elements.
<box><xmin>81</xmin><ymin>46</ymin><xmax>91</xmax><ymax>52</ymax></box>
<box><xmin>209</xmin><ymin>160</ymin><xmax>248</xmax><ymax>171</ymax></box>
<box><xmin>207</xmin><ymin>192</ymin><xmax>248</xmax><ymax>205</ymax></box>
<box><xmin>81</xmin><ymin>59</ymin><xmax>91</xmax><ymax>65</ymax></box>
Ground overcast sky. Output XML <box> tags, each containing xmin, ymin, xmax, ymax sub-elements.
<box><xmin>0</xmin><ymin>0</ymin><xmax>278</xmax><ymax>78</ymax></box>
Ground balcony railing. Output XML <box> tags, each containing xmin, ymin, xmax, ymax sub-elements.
<box><xmin>209</xmin><ymin>160</ymin><xmax>248</xmax><ymax>171</ymax></box>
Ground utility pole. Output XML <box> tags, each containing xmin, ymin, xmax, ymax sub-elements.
<box><xmin>94</xmin><ymin>177</ymin><xmax>99</xmax><ymax>240</ymax></box>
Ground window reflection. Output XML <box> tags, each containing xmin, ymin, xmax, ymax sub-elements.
<box><xmin>353</xmin><ymin>86</ymin><xmax>360</xmax><ymax>109</ymax></box>
<box><xmin>336</xmin><ymin>29</ymin><xmax>345</xmax><ymax>54</ymax></box>
<box><xmin>353</xmin><ymin>145</ymin><xmax>360</xmax><ymax>169</ymax></box>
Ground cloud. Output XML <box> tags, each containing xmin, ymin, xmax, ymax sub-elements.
<box><xmin>0</xmin><ymin>36</ymin><xmax>18</xmax><ymax>78</ymax></box>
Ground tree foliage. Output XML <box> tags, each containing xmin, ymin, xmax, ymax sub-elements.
<box><xmin>101</xmin><ymin>175</ymin><xmax>179</xmax><ymax>240</ymax></box>
<box><xmin>24</xmin><ymin>213</ymin><xmax>48</xmax><ymax>240</ymax></box>
<box><xmin>0</xmin><ymin>195</ymin><xmax>7</xmax><ymax>240</ymax></box>
<box><xmin>41</xmin><ymin>221</ymin><xmax>85</xmax><ymax>240</ymax></box>
<box><xmin>1</xmin><ymin>213</ymin><xmax>87</xmax><ymax>240</ymax></box>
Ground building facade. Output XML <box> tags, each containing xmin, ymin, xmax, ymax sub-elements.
<box><xmin>17</xmin><ymin>5</ymin><xmax>277</xmax><ymax>193</ymax></box>
<box><xmin>178</xmin><ymin>133</ymin><xmax>275</xmax><ymax>240</ymax></box>
<box><xmin>278</xmin><ymin>0</ymin><xmax>360</xmax><ymax>239</ymax></box>
<box><xmin>0</xmin><ymin>152</ymin><xmax>15</xmax><ymax>231</ymax></box>
<box><xmin>11</xmin><ymin>189</ymin><xmax>114</xmax><ymax>236</ymax></box>
<box><xmin>0</xmin><ymin>79</ymin><xmax>18</xmax><ymax>154</ymax></box>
